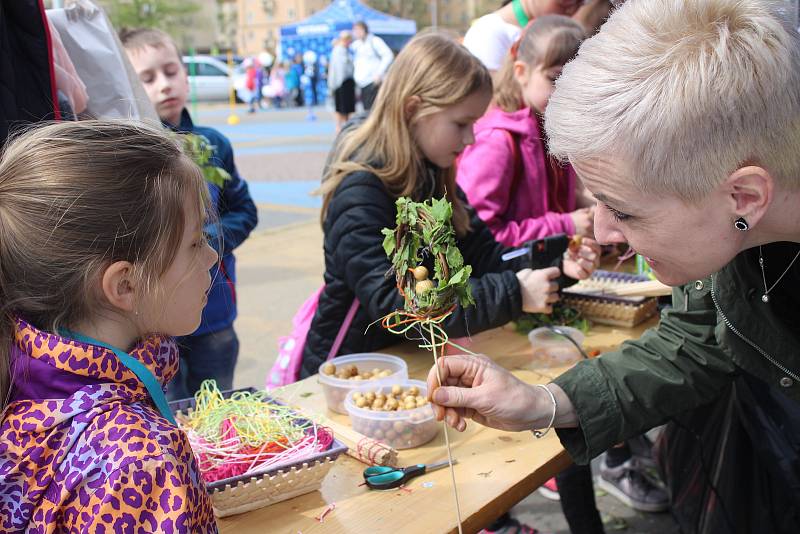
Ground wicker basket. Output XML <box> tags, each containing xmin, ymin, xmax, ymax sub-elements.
<box><xmin>170</xmin><ymin>388</ymin><xmax>348</xmax><ymax>518</ymax></box>
<box><xmin>562</xmin><ymin>271</ymin><xmax>659</xmax><ymax>327</ymax></box>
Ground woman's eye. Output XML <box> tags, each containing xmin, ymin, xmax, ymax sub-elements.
<box><xmin>606</xmin><ymin>205</ymin><xmax>631</xmax><ymax>222</ymax></box>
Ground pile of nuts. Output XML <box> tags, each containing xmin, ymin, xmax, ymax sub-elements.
<box><xmin>322</xmin><ymin>362</ymin><xmax>393</xmax><ymax>381</ymax></box>
<box><xmin>348</xmin><ymin>384</ymin><xmax>438</xmax><ymax>449</ymax></box>
<box><xmin>352</xmin><ymin>385</ymin><xmax>429</xmax><ymax>411</ymax></box>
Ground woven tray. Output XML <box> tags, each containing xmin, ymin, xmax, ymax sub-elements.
<box><xmin>170</xmin><ymin>388</ymin><xmax>348</xmax><ymax>518</ymax></box>
<box><xmin>562</xmin><ymin>270</ymin><xmax>659</xmax><ymax>327</ymax></box>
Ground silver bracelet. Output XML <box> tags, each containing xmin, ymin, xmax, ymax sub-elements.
<box><xmin>532</xmin><ymin>384</ymin><xmax>557</xmax><ymax>439</ymax></box>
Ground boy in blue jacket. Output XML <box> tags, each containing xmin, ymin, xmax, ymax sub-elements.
<box><xmin>122</xmin><ymin>28</ymin><xmax>258</xmax><ymax>399</ymax></box>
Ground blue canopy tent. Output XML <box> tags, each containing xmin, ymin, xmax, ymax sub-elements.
<box><xmin>280</xmin><ymin>0</ymin><xmax>417</xmax><ymax>59</ymax></box>
<box><xmin>280</xmin><ymin>0</ymin><xmax>417</xmax><ymax>102</ymax></box>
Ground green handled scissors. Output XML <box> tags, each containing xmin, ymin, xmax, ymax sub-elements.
<box><xmin>363</xmin><ymin>459</ymin><xmax>455</xmax><ymax>490</ymax></box>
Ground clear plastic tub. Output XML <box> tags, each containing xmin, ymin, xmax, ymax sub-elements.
<box><xmin>317</xmin><ymin>353</ymin><xmax>408</xmax><ymax>414</ymax></box>
<box><xmin>527</xmin><ymin>326</ymin><xmax>586</xmax><ymax>368</ymax></box>
<box><xmin>344</xmin><ymin>379</ymin><xmax>438</xmax><ymax>450</ymax></box>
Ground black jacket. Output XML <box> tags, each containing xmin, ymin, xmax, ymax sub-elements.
<box><xmin>301</xmin><ymin>169</ymin><xmax>564</xmax><ymax>377</ymax></box>
<box><xmin>1</xmin><ymin>0</ymin><xmax>59</xmax><ymax>147</ymax></box>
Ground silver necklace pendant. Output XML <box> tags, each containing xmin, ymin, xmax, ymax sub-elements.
<box><xmin>762</xmin><ymin>293</ymin><xmax>770</xmax><ymax>303</ymax></box>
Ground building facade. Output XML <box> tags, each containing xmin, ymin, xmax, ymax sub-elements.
<box><xmin>233</xmin><ymin>0</ymin><xmax>502</xmax><ymax>56</ymax></box>
<box><xmin>236</xmin><ymin>0</ymin><xmax>328</xmax><ymax>55</ymax></box>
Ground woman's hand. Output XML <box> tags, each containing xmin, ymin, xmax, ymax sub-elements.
<box><xmin>569</xmin><ymin>207</ymin><xmax>595</xmax><ymax>238</ymax></box>
<box><xmin>426</xmin><ymin>354</ymin><xmax>556</xmax><ymax>432</ymax></box>
<box><xmin>516</xmin><ymin>266</ymin><xmax>560</xmax><ymax>313</ymax></box>
<box><xmin>563</xmin><ymin>237</ymin><xmax>601</xmax><ymax>280</ymax></box>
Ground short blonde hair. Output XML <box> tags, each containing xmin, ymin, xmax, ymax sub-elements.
<box><xmin>545</xmin><ymin>0</ymin><xmax>800</xmax><ymax>200</ymax></box>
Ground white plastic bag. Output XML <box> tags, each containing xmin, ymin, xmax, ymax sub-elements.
<box><xmin>47</xmin><ymin>1</ymin><xmax>158</xmax><ymax>121</ymax></box>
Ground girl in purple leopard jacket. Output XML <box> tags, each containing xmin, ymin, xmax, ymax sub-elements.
<box><xmin>0</xmin><ymin>121</ymin><xmax>219</xmax><ymax>533</ymax></box>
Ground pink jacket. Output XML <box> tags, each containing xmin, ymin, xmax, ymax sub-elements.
<box><xmin>457</xmin><ymin>106</ymin><xmax>577</xmax><ymax>247</ymax></box>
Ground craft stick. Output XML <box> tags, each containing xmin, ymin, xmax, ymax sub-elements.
<box><xmin>597</xmin><ymin>280</ymin><xmax>671</xmax><ymax>297</ymax></box>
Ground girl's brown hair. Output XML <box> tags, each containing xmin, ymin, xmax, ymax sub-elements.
<box><xmin>0</xmin><ymin>120</ymin><xmax>210</xmax><ymax>405</ymax></box>
<box><xmin>494</xmin><ymin>15</ymin><xmax>586</xmax><ymax>113</ymax></box>
<box><xmin>319</xmin><ymin>32</ymin><xmax>493</xmax><ymax>235</ymax></box>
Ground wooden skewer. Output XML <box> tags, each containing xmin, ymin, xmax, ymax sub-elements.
<box><xmin>430</xmin><ymin>323</ymin><xmax>463</xmax><ymax>534</ymax></box>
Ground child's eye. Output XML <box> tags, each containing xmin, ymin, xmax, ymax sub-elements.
<box><xmin>605</xmin><ymin>204</ymin><xmax>631</xmax><ymax>222</ymax></box>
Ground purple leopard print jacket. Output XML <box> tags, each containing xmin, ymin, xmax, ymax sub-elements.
<box><xmin>0</xmin><ymin>318</ymin><xmax>217</xmax><ymax>533</ymax></box>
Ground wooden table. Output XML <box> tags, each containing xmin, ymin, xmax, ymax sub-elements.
<box><xmin>219</xmin><ymin>320</ymin><xmax>655</xmax><ymax>534</ymax></box>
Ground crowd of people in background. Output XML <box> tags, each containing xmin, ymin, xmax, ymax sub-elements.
<box><xmin>240</xmin><ymin>20</ymin><xmax>394</xmax><ymax>121</ymax></box>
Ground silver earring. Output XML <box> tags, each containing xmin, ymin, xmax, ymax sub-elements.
<box><xmin>734</xmin><ymin>217</ymin><xmax>749</xmax><ymax>231</ymax></box>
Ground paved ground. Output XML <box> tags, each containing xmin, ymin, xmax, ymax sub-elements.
<box><xmin>196</xmin><ymin>102</ymin><xmax>678</xmax><ymax>533</ymax></box>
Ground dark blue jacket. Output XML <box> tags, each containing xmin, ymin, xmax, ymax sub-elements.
<box><xmin>171</xmin><ymin>109</ymin><xmax>258</xmax><ymax>335</ymax></box>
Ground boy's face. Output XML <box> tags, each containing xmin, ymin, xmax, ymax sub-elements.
<box><xmin>127</xmin><ymin>44</ymin><xmax>188</xmax><ymax>126</ymax></box>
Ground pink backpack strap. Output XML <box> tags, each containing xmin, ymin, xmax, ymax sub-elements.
<box><xmin>327</xmin><ymin>298</ymin><xmax>359</xmax><ymax>360</ymax></box>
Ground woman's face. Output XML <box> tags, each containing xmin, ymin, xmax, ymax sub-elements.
<box><xmin>573</xmin><ymin>156</ymin><xmax>745</xmax><ymax>286</ymax></box>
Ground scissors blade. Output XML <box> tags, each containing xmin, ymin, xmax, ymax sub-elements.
<box><xmin>425</xmin><ymin>459</ymin><xmax>457</xmax><ymax>472</ymax></box>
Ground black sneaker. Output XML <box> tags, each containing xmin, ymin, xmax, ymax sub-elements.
<box><xmin>598</xmin><ymin>456</ymin><xmax>669</xmax><ymax>512</ymax></box>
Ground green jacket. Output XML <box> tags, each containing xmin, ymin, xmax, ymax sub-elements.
<box><xmin>554</xmin><ymin>243</ymin><xmax>800</xmax><ymax>464</ymax></box>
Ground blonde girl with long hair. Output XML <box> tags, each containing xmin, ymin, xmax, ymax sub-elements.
<box><xmin>0</xmin><ymin>121</ymin><xmax>218</xmax><ymax>532</ymax></box>
<box><xmin>299</xmin><ymin>32</ymin><xmax>599</xmax><ymax>378</ymax></box>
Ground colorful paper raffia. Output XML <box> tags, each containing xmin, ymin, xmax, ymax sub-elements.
<box><xmin>176</xmin><ymin>380</ymin><xmax>334</xmax><ymax>483</ymax></box>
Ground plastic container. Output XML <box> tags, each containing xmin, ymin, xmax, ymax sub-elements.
<box><xmin>527</xmin><ymin>326</ymin><xmax>586</xmax><ymax>368</ymax></box>
<box><xmin>344</xmin><ymin>379</ymin><xmax>438</xmax><ymax>450</ymax></box>
<box><xmin>317</xmin><ymin>353</ymin><xmax>408</xmax><ymax>414</ymax></box>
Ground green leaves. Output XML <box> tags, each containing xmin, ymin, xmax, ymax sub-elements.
<box><xmin>179</xmin><ymin>132</ymin><xmax>232</xmax><ymax>189</ymax></box>
<box><xmin>381</xmin><ymin>228</ymin><xmax>396</xmax><ymax>257</ymax></box>
<box><xmin>382</xmin><ymin>197</ymin><xmax>475</xmax><ymax>314</ymax></box>
<box><xmin>514</xmin><ymin>305</ymin><xmax>589</xmax><ymax>334</ymax></box>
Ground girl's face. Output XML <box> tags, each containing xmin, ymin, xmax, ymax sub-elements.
<box><xmin>410</xmin><ymin>89</ymin><xmax>492</xmax><ymax>169</ymax></box>
<box><xmin>140</xmin><ymin>197</ymin><xmax>218</xmax><ymax>336</ymax></box>
<box><xmin>515</xmin><ymin>62</ymin><xmax>563</xmax><ymax>114</ymax></box>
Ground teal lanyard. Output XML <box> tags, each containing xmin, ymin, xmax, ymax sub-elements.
<box><xmin>61</xmin><ymin>330</ymin><xmax>177</xmax><ymax>425</ymax></box>
<box><xmin>512</xmin><ymin>0</ymin><xmax>530</xmax><ymax>27</ymax></box>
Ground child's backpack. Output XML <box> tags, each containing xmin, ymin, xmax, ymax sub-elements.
<box><xmin>267</xmin><ymin>285</ymin><xmax>359</xmax><ymax>389</ymax></box>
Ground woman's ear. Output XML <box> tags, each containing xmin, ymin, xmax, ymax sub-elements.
<box><xmin>101</xmin><ymin>261</ymin><xmax>137</xmax><ymax>313</ymax></box>
<box><xmin>725</xmin><ymin>165</ymin><xmax>773</xmax><ymax>228</ymax></box>
<box><xmin>404</xmin><ymin>95</ymin><xmax>422</xmax><ymax>122</ymax></box>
